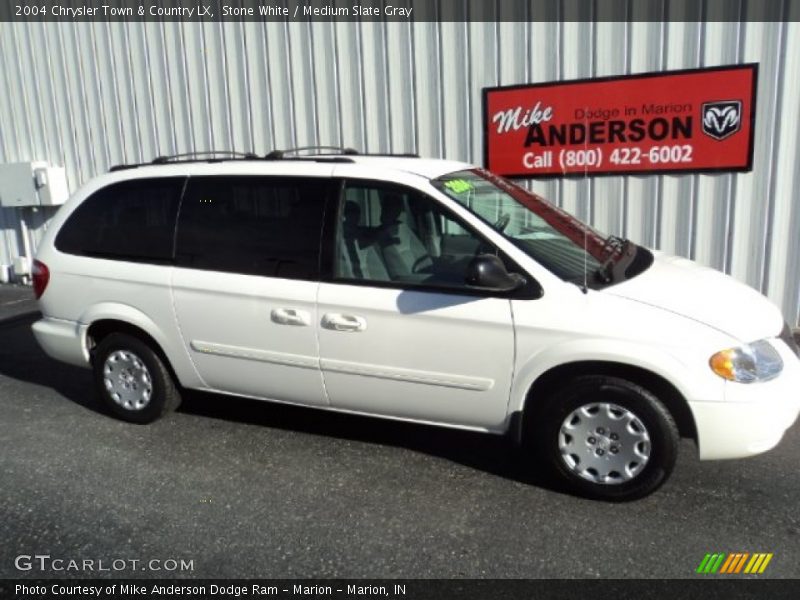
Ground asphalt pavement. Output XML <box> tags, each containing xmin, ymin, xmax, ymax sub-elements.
<box><xmin>1</xmin><ymin>286</ymin><xmax>800</xmax><ymax>579</ymax></box>
<box><xmin>0</xmin><ymin>284</ymin><xmax>37</xmax><ymax>323</ymax></box>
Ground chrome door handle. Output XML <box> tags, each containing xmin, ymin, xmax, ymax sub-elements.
<box><xmin>321</xmin><ymin>313</ymin><xmax>367</xmax><ymax>332</ymax></box>
<box><xmin>271</xmin><ymin>308</ymin><xmax>311</xmax><ymax>327</ymax></box>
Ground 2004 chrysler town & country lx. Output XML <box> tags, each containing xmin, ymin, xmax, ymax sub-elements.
<box><xmin>30</xmin><ymin>149</ymin><xmax>800</xmax><ymax>500</ymax></box>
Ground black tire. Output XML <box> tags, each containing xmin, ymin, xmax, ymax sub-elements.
<box><xmin>530</xmin><ymin>375</ymin><xmax>679</xmax><ymax>501</ymax></box>
<box><xmin>93</xmin><ymin>333</ymin><xmax>181</xmax><ymax>424</ymax></box>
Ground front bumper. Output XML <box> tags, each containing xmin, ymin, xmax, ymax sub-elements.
<box><xmin>32</xmin><ymin>317</ymin><xmax>90</xmax><ymax>368</ymax></box>
<box><xmin>691</xmin><ymin>338</ymin><xmax>800</xmax><ymax>460</ymax></box>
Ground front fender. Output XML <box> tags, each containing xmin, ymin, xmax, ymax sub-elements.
<box><xmin>509</xmin><ymin>338</ymin><xmax>725</xmax><ymax>416</ymax></box>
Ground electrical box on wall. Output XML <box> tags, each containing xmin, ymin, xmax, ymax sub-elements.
<box><xmin>0</xmin><ymin>162</ymin><xmax>69</xmax><ymax>208</ymax></box>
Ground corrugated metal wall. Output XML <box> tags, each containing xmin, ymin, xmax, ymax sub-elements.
<box><xmin>1</xmin><ymin>16</ymin><xmax>798</xmax><ymax>324</ymax></box>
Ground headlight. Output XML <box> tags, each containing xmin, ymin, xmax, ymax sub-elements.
<box><xmin>709</xmin><ymin>340</ymin><xmax>783</xmax><ymax>383</ymax></box>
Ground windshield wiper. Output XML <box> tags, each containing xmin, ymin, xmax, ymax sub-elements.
<box><xmin>600</xmin><ymin>235</ymin><xmax>629</xmax><ymax>257</ymax></box>
<box><xmin>595</xmin><ymin>236</ymin><xmax>635</xmax><ymax>284</ymax></box>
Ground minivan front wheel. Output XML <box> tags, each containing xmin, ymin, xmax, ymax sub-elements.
<box><xmin>535</xmin><ymin>376</ymin><xmax>679</xmax><ymax>501</ymax></box>
<box><xmin>93</xmin><ymin>333</ymin><xmax>181</xmax><ymax>424</ymax></box>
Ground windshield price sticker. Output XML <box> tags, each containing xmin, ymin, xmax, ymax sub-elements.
<box><xmin>443</xmin><ymin>179</ymin><xmax>475</xmax><ymax>194</ymax></box>
<box><xmin>482</xmin><ymin>64</ymin><xmax>757</xmax><ymax>178</ymax></box>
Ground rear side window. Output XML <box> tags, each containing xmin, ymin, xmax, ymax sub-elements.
<box><xmin>55</xmin><ymin>178</ymin><xmax>185</xmax><ymax>263</ymax></box>
<box><xmin>175</xmin><ymin>176</ymin><xmax>329</xmax><ymax>280</ymax></box>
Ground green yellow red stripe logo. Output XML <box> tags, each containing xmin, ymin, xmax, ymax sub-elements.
<box><xmin>696</xmin><ymin>552</ymin><xmax>773</xmax><ymax>574</ymax></box>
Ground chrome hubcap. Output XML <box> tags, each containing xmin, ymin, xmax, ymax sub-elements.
<box><xmin>103</xmin><ymin>350</ymin><xmax>153</xmax><ymax>411</ymax></box>
<box><xmin>558</xmin><ymin>402</ymin><xmax>651</xmax><ymax>485</ymax></box>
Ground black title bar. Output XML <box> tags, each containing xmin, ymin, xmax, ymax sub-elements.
<box><xmin>2</xmin><ymin>579</ymin><xmax>800</xmax><ymax>600</ymax></box>
<box><xmin>2</xmin><ymin>0</ymin><xmax>800</xmax><ymax>23</ymax></box>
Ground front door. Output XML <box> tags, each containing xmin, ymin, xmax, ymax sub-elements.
<box><xmin>317</xmin><ymin>178</ymin><xmax>515</xmax><ymax>430</ymax></box>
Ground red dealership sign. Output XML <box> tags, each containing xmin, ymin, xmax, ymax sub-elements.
<box><xmin>483</xmin><ymin>64</ymin><xmax>757</xmax><ymax>178</ymax></box>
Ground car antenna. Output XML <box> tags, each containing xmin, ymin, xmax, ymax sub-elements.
<box><xmin>581</xmin><ymin>108</ymin><xmax>589</xmax><ymax>295</ymax></box>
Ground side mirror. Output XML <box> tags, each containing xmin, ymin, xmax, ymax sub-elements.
<box><xmin>465</xmin><ymin>254</ymin><xmax>526</xmax><ymax>292</ymax></box>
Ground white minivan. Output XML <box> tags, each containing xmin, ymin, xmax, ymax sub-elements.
<box><xmin>31</xmin><ymin>149</ymin><xmax>800</xmax><ymax>500</ymax></box>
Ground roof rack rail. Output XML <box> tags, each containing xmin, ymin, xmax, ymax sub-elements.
<box><xmin>151</xmin><ymin>151</ymin><xmax>259</xmax><ymax>164</ymax></box>
<box><xmin>358</xmin><ymin>152</ymin><xmax>420</xmax><ymax>158</ymax></box>
<box><xmin>265</xmin><ymin>146</ymin><xmax>421</xmax><ymax>160</ymax></box>
<box><xmin>265</xmin><ymin>146</ymin><xmax>359</xmax><ymax>160</ymax></box>
<box><xmin>109</xmin><ymin>147</ymin><xmax>422</xmax><ymax>172</ymax></box>
<box><xmin>110</xmin><ymin>150</ymin><xmax>261</xmax><ymax>171</ymax></box>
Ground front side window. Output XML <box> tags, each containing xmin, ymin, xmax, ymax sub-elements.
<box><xmin>55</xmin><ymin>178</ymin><xmax>184</xmax><ymax>262</ymax></box>
<box><xmin>333</xmin><ymin>181</ymin><xmax>496</xmax><ymax>290</ymax></box>
<box><xmin>432</xmin><ymin>169</ymin><xmax>652</xmax><ymax>288</ymax></box>
<box><xmin>175</xmin><ymin>176</ymin><xmax>329</xmax><ymax>279</ymax></box>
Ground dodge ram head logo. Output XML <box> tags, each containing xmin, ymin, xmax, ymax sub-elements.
<box><xmin>701</xmin><ymin>100</ymin><xmax>743</xmax><ymax>140</ymax></box>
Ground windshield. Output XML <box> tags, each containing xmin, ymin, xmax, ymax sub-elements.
<box><xmin>431</xmin><ymin>169</ymin><xmax>649</xmax><ymax>288</ymax></box>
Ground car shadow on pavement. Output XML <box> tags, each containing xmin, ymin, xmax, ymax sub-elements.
<box><xmin>180</xmin><ymin>388</ymin><xmax>560</xmax><ymax>490</ymax></box>
<box><xmin>0</xmin><ymin>314</ymin><xmax>100</xmax><ymax>413</ymax></box>
<box><xmin>0</xmin><ymin>315</ymin><xmax>562</xmax><ymax>493</ymax></box>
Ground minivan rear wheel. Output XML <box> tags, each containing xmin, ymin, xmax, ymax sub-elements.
<box><xmin>532</xmin><ymin>375</ymin><xmax>679</xmax><ymax>501</ymax></box>
<box><xmin>93</xmin><ymin>333</ymin><xmax>181</xmax><ymax>424</ymax></box>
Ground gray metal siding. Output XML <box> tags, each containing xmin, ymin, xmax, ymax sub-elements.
<box><xmin>1</xmin><ymin>18</ymin><xmax>798</xmax><ymax>324</ymax></box>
